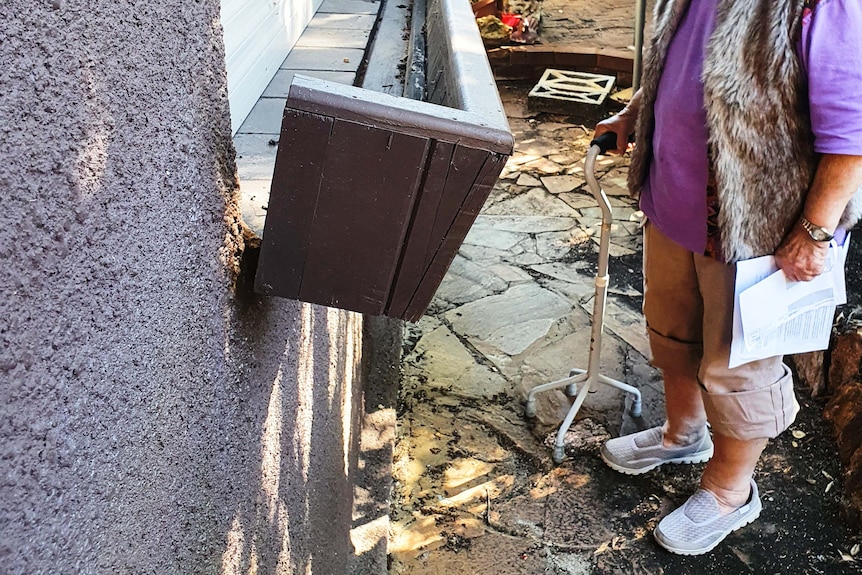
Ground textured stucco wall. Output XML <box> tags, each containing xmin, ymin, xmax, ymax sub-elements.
<box><xmin>0</xmin><ymin>2</ymin><xmax>388</xmax><ymax>573</ymax></box>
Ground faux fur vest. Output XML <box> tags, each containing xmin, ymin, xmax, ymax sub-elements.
<box><xmin>628</xmin><ymin>0</ymin><xmax>862</xmax><ymax>263</ymax></box>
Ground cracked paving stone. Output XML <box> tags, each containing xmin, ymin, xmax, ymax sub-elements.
<box><xmin>485</xmin><ymin>263</ymin><xmax>533</xmax><ymax>283</ymax></box>
<box><xmin>442</xmin><ymin>457</ymin><xmax>496</xmax><ymax>496</ymax></box>
<box><xmin>463</xmin><ymin>226</ymin><xmax>526</xmax><ymax>251</ymax></box>
<box><xmin>435</xmin><ymin>255</ymin><xmax>509</xmax><ymax>306</ymax></box>
<box><xmin>531</xmin><ymin>262</ymin><xmax>593</xmax><ymax>283</ymax></box>
<box><xmin>596</xmin><ymin>240</ymin><xmax>636</xmax><ymax>257</ymax></box>
<box><xmin>516</xmin><ymin>173</ymin><xmax>542</xmax><ymax>187</ymax></box>
<box><xmin>512</xmin><ymin>320</ymin><xmax>629</xmax><ymax>426</ymax></box>
<box><xmin>548</xmin><ymin>153</ymin><xmax>579</xmax><ymax>167</ymax></box>
<box><xmin>520</xmin><ymin>157</ymin><xmax>564</xmax><ymax>175</ymax></box>
<box><xmin>471</xmin><ymin>215</ymin><xmax>578</xmax><ymax>234</ymax></box>
<box><xmin>482</xmin><ymin>188</ymin><xmax>578</xmax><ymax>217</ymax></box>
<box><xmin>506</xmin><ymin>152</ymin><xmax>544</xmax><ymax>167</ymax></box>
<box><xmin>540</xmin><ymin>278</ymin><xmax>596</xmax><ymax>305</ymax></box>
<box><xmin>507</xmin><ymin>250</ymin><xmax>545</xmax><ymax>266</ymax></box>
<box><xmin>541</xmin><ymin>175</ymin><xmax>580</xmax><ymax>194</ymax></box>
<box><xmin>592</xmin><ymin>300</ymin><xmax>650</xmax><ymax>360</ymax></box>
<box><xmin>535</xmin><ymin>229</ymin><xmax>592</xmax><ymax>261</ymax></box>
<box><xmin>437</xmin><ymin>473</ymin><xmax>519</xmax><ymax>514</ymax></box>
<box><xmin>558</xmin><ymin>192</ymin><xmax>596</xmax><ymax>210</ymax></box>
<box><xmin>515</xmin><ymin>136</ymin><xmax>566</xmax><ymax>157</ymax></box>
<box><xmin>599</xmin><ymin>175</ymin><xmax>630</xmax><ymax>196</ymax></box>
<box><xmin>459</xmin><ymin>243</ymin><xmax>515</xmax><ymax>263</ymax></box>
<box><xmin>450</xmin><ymin>422</ymin><xmax>512</xmax><ymax>463</ymax></box>
<box><xmin>465</xmin><ymin>406</ymin><xmax>554</xmax><ymax>469</ymax></box>
<box><xmin>407</xmin><ymin>325</ymin><xmax>509</xmax><ymax>399</ymax></box>
<box><xmin>445</xmin><ymin>283</ymin><xmax>573</xmax><ymax>359</ymax></box>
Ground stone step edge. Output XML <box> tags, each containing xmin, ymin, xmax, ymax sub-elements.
<box><xmin>487</xmin><ymin>44</ymin><xmax>635</xmax><ymax>86</ymax></box>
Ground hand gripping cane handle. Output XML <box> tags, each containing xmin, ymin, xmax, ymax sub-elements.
<box><xmin>589</xmin><ymin>131</ymin><xmax>621</xmax><ymax>154</ymax></box>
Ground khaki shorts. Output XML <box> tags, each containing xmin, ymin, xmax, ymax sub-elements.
<box><xmin>643</xmin><ymin>221</ymin><xmax>799</xmax><ymax>440</ymax></box>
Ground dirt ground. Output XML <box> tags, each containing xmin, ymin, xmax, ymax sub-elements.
<box><xmin>537</xmin><ymin>0</ymin><xmax>647</xmax><ymax>50</ymax></box>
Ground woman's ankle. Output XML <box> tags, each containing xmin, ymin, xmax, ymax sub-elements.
<box><xmin>699</xmin><ymin>477</ymin><xmax>752</xmax><ymax>515</ymax></box>
<box><xmin>661</xmin><ymin>421</ymin><xmax>707</xmax><ymax>448</ymax></box>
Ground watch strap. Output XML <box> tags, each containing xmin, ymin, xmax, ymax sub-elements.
<box><xmin>799</xmin><ymin>215</ymin><xmax>834</xmax><ymax>242</ymax></box>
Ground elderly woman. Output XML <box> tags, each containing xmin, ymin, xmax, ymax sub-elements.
<box><xmin>594</xmin><ymin>0</ymin><xmax>862</xmax><ymax>555</ymax></box>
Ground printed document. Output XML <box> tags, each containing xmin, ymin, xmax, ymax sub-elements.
<box><xmin>729</xmin><ymin>234</ymin><xmax>850</xmax><ymax>369</ymax></box>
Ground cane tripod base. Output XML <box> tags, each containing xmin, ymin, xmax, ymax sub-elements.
<box><xmin>526</xmin><ymin>368</ymin><xmax>642</xmax><ymax>464</ymax></box>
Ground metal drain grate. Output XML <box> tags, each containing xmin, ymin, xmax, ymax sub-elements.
<box><xmin>528</xmin><ymin>69</ymin><xmax>616</xmax><ymax>106</ymax></box>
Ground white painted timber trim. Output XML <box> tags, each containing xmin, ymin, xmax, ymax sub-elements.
<box><xmin>222</xmin><ymin>0</ymin><xmax>324</xmax><ymax>134</ymax></box>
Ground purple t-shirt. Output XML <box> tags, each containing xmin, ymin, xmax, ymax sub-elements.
<box><xmin>640</xmin><ymin>0</ymin><xmax>862</xmax><ymax>256</ymax></box>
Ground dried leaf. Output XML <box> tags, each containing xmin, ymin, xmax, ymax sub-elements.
<box><xmin>840</xmin><ymin>552</ymin><xmax>855</xmax><ymax>562</ymax></box>
<box><xmin>730</xmin><ymin>545</ymin><xmax>753</xmax><ymax>568</ymax></box>
<box><xmin>792</xmin><ymin>430</ymin><xmax>807</xmax><ymax>439</ymax></box>
<box><xmin>823</xmin><ymin>470</ymin><xmax>834</xmax><ymax>480</ymax></box>
<box><xmin>851</xmin><ymin>543</ymin><xmax>860</xmax><ymax>556</ymax></box>
<box><xmin>825</xmin><ymin>481</ymin><xmax>834</xmax><ymax>493</ymax></box>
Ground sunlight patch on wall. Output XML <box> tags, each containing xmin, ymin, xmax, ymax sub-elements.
<box><xmin>350</xmin><ymin>515</ymin><xmax>388</xmax><ymax>556</ymax></box>
<box><xmin>75</xmin><ymin>67</ymin><xmax>113</xmax><ymax>200</ymax></box>
<box><xmin>221</xmin><ymin>514</ymin><xmax>246</xmax><ymax>574</ymax></box>
<box><xmin>294</xmin><ymin>303</ymin><xmax>316</xmax><ymax>483</ymax></box>
<box><xmin>260</xmin><ymin>364</ymin><xmax>294</xmax><ymax>568</ymax></box>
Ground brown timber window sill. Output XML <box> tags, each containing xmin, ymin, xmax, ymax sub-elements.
<box><xmin>254</xmin><ymin>0</ymin><xmax>514</xmax><ymax>322</ymax></box>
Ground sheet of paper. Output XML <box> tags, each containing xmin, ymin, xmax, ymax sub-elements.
<box><xmin>729</xmin><ymin>234</ymin><xmax>851</xmax><ymax>369</ymax></box>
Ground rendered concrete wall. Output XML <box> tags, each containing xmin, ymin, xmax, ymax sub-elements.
<box><xmin>0</xmin><ymin>1</ymin><xmax>392</xmax><ymax>573</ymax></box>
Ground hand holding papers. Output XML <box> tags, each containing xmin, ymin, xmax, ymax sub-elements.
<box><xmin>729</xmin><ymin>234</ymin><xmax>851</xmax><ymax>369</ymax></box>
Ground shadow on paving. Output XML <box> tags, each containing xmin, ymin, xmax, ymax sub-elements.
<box><xmin>389</xmin><ymin>81</ymin><xmax>861</xmax><ymax>575</ymax></box>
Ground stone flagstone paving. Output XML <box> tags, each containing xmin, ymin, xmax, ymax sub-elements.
<box><xmin>389</xmin><ymin>83</ymin><xmax>667</xmax><ymax>574</ymax></box>
<box><xmin>388</xmin><ymin>82</ymin><xmax>861</xmax><ymax>575</ymax></box>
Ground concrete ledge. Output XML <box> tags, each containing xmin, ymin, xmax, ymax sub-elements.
<box><xmin>425</xmin><ymin>0</ymin><xmax>510</xmax><ymax>132</ymax></box>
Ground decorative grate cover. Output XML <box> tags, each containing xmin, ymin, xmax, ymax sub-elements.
<box><xmin>528</xmin><ymin>69</ymin><xmax>616</xmax><ymax>106</ymax></box>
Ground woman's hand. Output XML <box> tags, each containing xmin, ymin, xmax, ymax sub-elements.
<box><xmin>594</xmin><ymin>109</ymin><xmax>638</xmax><ymax>154</ymax></box>
<box><xmin>594</xmin><ymin>89</ymin><xmax>642</xmax><ymax>154</ymax></box>
<box><xmin>774</xmin><ymin>223</ymin><xmax>830</xmax><ymax>282</ymax></box>
<box><xmin>775</xmin><ymin>153</ymin><xmax>862</xmax><ymax>281</ymax></box>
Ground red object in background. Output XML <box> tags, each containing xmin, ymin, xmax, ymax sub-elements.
<box><xmin>500</xmin><ymin>12</ymin><xmax>521</xmax><ymax>27</ymax></box>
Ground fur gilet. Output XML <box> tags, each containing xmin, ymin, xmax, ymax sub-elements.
<box><xmin>628</xmin><ymin>0</ymin><xmax>862</xmax><ymax>263</ymax></box>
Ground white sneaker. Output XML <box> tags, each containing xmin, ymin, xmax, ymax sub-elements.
<box><xmin>654</xmin><ymin>478</ymin><xmax>762</xmax><ymax>555</ymax></box>
<box><xmin>600</xmin><ymin>426</ymin><xmax>713</xmax><ymax>475</ymax></box>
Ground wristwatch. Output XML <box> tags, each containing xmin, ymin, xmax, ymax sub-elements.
<box><xmin>799</xmin><ymin>215</ymin><xmax>834</xmax><ymax>242</ymax></box>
